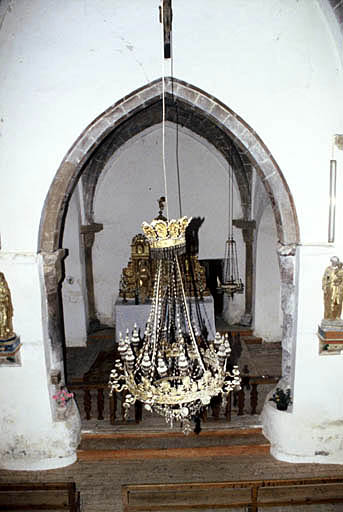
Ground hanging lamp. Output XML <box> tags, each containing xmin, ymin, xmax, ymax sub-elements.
<box><xmin>217</xmin><ymin>150</ymin><xmax>244</xmax><ymax>298</ymax></box>
<box><xmin>109</xmin><ymin>1</ymin><xmax>241</xmax><ymax>433</ymax></box>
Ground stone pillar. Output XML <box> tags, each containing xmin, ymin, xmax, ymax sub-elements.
<box><xmin>41</xmin><ymin>249</ymin><xmax>67</xmax><ymax>374</ymax></box>
<box><xmin>277</xmin><ymin>242</ymin><xmax>298</xmax><ymax>384</ymax></box>
<box><xmin>233</xmin><ymin>219</ymin><xmax>256</xmax><ymax>327</ymax></box>
<box><xmin>80</xmin><ymin>223</ymin><xmax>103</xmax><ymax>331</ymax></box>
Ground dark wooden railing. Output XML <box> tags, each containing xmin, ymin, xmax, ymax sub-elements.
<box><xmin>69</xmin><ymin>374</ymin><xmax>280</xmax><ymax>426</ymax></box>
<box><xmin>69</xmin><ymin>382</ymin><xmax>114</xmax><ymax>424</ymax></box>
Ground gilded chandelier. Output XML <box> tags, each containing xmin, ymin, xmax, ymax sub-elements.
<box><xmin>109</xmin><ymin>212</ymin><xmax>241</xmax><ymax>433</ymax></box>
<box><xmin>109</xmin><ymin>1</ymin><xmax>240</xmax><ymax>432</ymax></box>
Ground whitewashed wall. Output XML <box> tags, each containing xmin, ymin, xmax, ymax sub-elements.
<box><xmin>62</xmin><ymin>189</ymin><xmax>88</xmax><ymax>347</ymax></box>
<box><xmin>0</xmin><ymin>0</ymin><xmax>343</xmax><ymax>467</ymax></box>
<box><xmin>254</xmin><ymin>204</ymin><xmax>282</xmax><ymax>342</ymax></box>
<box><xmin>0</xmin><ymin>253</ymin><xmax>80</xmax><ymax>469</ymax></box>
<box><xmin>93</xmin><ymin>124</ymin><xmax>244</xmax><ymax>326</ymax></box>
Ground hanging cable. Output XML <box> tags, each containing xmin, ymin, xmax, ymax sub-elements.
<box><xmin>170</xmin><ymin>44</ymin><xmax>183</xmax><ymax>217</ymax></box>
<box><xmin>175</xmin><ymin>107</ymin><xmax>183</xmax><ymax>218</ymax></box>
<box><xmin>161</xmin><ymin>0</ymin><xmax>170</xmax><ymax>221</ymax></box>
<box><xmin>228</xmin><ymin>147</ymin><xmax>233</xmax><ymax>240</ymax></box>
<box><xmin>230</xmin><ymin>150</ymin><xmax>234</xmax><ymax>240</ymax></box>
<box><xmin>163</xmin><ymin>2</ymin><xmax>182</xmax><ymax>218</ymax></box>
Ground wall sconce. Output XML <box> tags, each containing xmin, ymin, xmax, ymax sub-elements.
<box><xmin>328</xmin><ymin>135</ymin><xmax>343</xmax><ymax>243</ymax></box>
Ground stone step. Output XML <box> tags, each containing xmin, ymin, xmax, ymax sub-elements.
<box><xmin>219</xmin><ymin>328</ymin><xmax>253</xmax><ymax>336</ymax></box>
<box><xmin>241</xmin><ymin>335</ymin><xmax>263</xmax><ymax>344</ymax></box>
<box><xmin>77</xmin><ymin>427</ymin><xmax>270</xmax><ymax>461</ymax></box>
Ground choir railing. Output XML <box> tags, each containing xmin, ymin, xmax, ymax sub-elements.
<box><xmin>69</xmin><ymin>375</ymin><xmax>280</xmax><ymax>427</ymax></box>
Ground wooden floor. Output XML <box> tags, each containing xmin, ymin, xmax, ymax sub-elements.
<box><xmin>1</xmin><ymin>454</ymin><xmax>343</xmax><ymax>511</ymax></box>
<box><xmin>2</xmin><ymin>330</ymin><xmax>328</xmax><ymax>511</ymax></box>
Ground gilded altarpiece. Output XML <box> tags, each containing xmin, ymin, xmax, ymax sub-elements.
<box><xmin>119</xmin><ymin>234</ymin><xmax>209</xmax><ymax>304</ymax></box>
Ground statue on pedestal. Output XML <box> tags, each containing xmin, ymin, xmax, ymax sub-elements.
<box><xmin>322</xmin><ymin>256</ymin><xmax>343</xmax><ymax>321</ymax></box>
<box><xmin>0</xmin><ymin>272</ymin><xmax>15</xmax><ymax>340</ymax></box>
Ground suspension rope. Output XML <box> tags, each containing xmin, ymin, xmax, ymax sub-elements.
<box><xmin>161</xmin><ymin>0</ymin><xmax>170</xmax><ymax>221</ymax></box>
<box><xmin>231</xmin><ymin>151</ymin><xmax>234</xmax><ymax>239</ymax></box>
<box><xmin>170</xmin><ymin>44</ymin><xmax>183</xmax><ymax>218</ymax></box>
<box><xmin>175</xmin><ymin>106</ymin><xmax>183</xmax><ymax>218</ymax></box>
<box><xmin>228</xmin><ymin>150</ymin><xmax>233</xmax><ymax>240</ymax></box>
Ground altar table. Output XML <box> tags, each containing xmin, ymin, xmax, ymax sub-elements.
<box><xmin>115</xmin><ymin>296</ymin><xmax>216</xmax><ymax>342</ymax></box>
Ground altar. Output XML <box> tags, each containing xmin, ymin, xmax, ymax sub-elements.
<box><xmin>115</xmin><ymin>228</ymin><xmax>215</xmax><ymax>342</ymax></box>
<box><xmin>115</xmin><ymin>295</ymin><xmax>216</xmax><ymax>342</ymax></box>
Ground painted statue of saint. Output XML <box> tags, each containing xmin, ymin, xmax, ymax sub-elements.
<box><xmin>322</xmin><ymin>256</ymin><xmax>343</xmax><ymax>321</ymax></box>
<box><xmin>0</xmin><ymin>272</ymin><xmax>15</xmax><ymax>340</ymax></box>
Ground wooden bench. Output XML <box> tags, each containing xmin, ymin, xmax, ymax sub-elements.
<box><xmin>0</xmin><ymin>482</ymin><xmax>80</xmax><ymax>511</ymax></box>
<box><xmin>122</xmin><ymin>476</ymin><xmax>343</xmax><ymax>511</ymax></box>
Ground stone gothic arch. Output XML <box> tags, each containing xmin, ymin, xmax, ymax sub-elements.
<box><xmin>38</xmin><ymin>77</ymin><xmax>299</xmax><ymax>384</ymax></box>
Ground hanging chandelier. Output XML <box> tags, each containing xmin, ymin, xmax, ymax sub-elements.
<box><xmin>109</xmin><ymin>0</ymin><xmax>240</xmax><ymax>433</ymax></box>
<box><xmin>109</xmin><ymin>208</ymin><xmax>240</xmax><ymax>433</ymax></box>
<box><xmin>217</xmin><ymin>153</ymin><xmax>244</xmax><ymax>298</ymax></box>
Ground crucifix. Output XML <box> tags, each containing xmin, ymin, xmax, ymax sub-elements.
<box><xmin>159</xmin><ymin>0</ymin><xmax>172</xmax><ymax>59</ymax></box>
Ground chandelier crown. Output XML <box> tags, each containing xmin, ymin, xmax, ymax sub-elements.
<box><xmin>142</xmin><ymin>216</ymin><xmax>191</xmax><ymax>251</ymax></box>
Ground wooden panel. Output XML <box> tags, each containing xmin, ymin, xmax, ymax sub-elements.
<box><xmin>259</xmin><ymin>481</ymin><xmax>343</xmax><ymax>503</ymax></box>
<box><xmin>0</xmin><ymin>483</ymin><xmax>78</xmax><ymax>512</ymax></box>
<box><xmin>0</xmin><ymin>490</ymin><xmax>68</xmax><ymax>506</ymax></box>
<box><xmin>128</xmin><ymin>486</ymin><xmax>251</xmax><ymax>507</ymax></box>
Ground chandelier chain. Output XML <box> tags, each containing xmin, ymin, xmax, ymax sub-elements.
<box><xmin>175</xmin><ymin>256</ymin><xmax>206</xmax><ymax>372</ymax></box>
<box><xmin>151</xmin><ymin>260</ymin><xmax>162</xmax><ymax>372</ymax></box>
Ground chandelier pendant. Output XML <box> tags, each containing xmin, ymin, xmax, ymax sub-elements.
<box><xmin>217</xmin><ymin>149</ymin><xmax>244</xmax><ymax>299</ymax></box>
<box><xmin>109</xmin><ymin>215</ymin><xmax>241</xmax><ymax>433</ymax></box>
<box><xmin>217</xmin><ymin>237</ymin><xmax>244</xmax><ymax>299</ymax></box>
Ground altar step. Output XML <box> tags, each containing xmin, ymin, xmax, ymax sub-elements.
<box><xmin>241</xmin><ymin>335</ymin><xmax>263</xmax><ymax>344</ymax></box>
<box><xmin>77</xmin><ymin>427</ymin><xmax>270</xmax><ymax>461</ymax></box>
<box><xmin>217</xmin><ymin>326</ymin><xmax>263</xmax><ymax>345</ymax></box>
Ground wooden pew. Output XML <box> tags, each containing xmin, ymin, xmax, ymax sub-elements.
<box><xmin>122</xmin><ymin>476</ymin><xmax>343</xmax><ymax>512</ymax></box>
<box><xmin>0</xmin><ymin>482</ymin><xmax>80</xmax><ymax>511</ymax></box>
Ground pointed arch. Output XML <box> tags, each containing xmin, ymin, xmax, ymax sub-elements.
<box><xmin>38</xmin><ymin>77</ymin><xmax>299</xmax><ymax>389</ymax></box>
<box><xmin>39</xmin><ymin>77</ymin><xmax>299</xmax><ymax>253</ymax></box>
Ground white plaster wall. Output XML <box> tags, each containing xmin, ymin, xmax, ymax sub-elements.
<box><xmin>0</xmin><ymin>0</ymin><xmax>343</xmax><ymax>467</ymax></box>
<box><xmin>93</xmin><ymin>124</ymin><xmax>244</xmax><ymax>326</ymax></box>
<box><xmin>262</xmin><ymin>243</ymin><xmax>343</xmax><ymax>463</ymax></box>
<box><xmin>0</xmin><ymin>253</ymin><xmax>80</xmax><ymax>469</ymax></box>
<box><xmin>254</xmin><ymin>204</ymin><xmax>282</xmax><ymax>341</ymax></box>
<box><xmin>0</xmin><ymin>0</ymin><xmax>342</xmax><ymax>250</ymax></box>
<box><xmin>61</xmin><ymin>189</ymin><xmax>88</xmax><ymax>347</ymax></box>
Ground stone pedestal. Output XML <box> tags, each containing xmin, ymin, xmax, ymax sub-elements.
<box><xmin>318</xmin><ymin>322</ymin><xmax>343</xmax><ymax>354</ymax></box>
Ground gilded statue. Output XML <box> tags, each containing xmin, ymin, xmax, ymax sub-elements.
<box><xmin>0</xmin><ymin>272</ymin><xmax>15</xmax><ymax>340</ymax></box>
<box><xmin>322</xmin><ymin>256</ymin><xmax>343</xmax><ymax>321</ymax></box>
<box><xmin>137</xmin><ymin>260</ymin><xmax>151</xmax><ymax>304</ymax></box>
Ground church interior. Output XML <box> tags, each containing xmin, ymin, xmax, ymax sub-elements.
<box><xmin>1</xmin><ymin>0</ymin><xmax>343</xmax><ymax>510</ymax></box>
